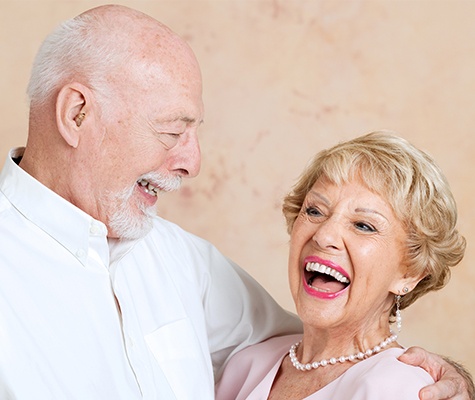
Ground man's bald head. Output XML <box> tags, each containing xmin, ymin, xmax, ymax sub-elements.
<box><xmin>27</xmin><ymin>4</ymin><xmax>200</xmax><ymax>110</ymax></box>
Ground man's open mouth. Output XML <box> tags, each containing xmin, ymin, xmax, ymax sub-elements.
<box><xmin>137</xmin><ymin>179</ymin><xmax>159</xmax><ymax>197</ymax></box>
<box><xmin>304</xmin><ymin>262</ymin><xmax>350</xmax><ymax>294</ymax></box>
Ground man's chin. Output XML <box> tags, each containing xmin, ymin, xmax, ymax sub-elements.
<box><xmin>108</xmin><ymin>213</ymin><xmax>155</xmax><ymax>240</ymax></box>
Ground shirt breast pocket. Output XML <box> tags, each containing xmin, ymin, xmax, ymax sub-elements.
<box><xmin>145</xmin><ymin>318</ymin><xmax>213</xmax><ymax>399</ymax></box>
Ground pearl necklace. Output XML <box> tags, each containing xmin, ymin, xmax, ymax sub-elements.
<box><xmin>289</xmin><ymin>332</ymin><xmax>398</xmax><ymax>371</ymax></box>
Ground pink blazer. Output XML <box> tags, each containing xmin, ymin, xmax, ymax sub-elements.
<box><xmin>216</xmin><ymin>334</ymin><xmax>434</xmax><ymax>399</ymax></box>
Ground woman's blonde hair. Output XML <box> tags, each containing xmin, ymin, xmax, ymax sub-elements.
<box><xmin>282</xmin><ymin>131</ymin><xmax>466</xmax><ymax>316</ymax></box>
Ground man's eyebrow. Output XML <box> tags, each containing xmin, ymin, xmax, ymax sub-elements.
<box><xmin>159</xmin><ymin>116</ymin><xmax>204</xmax><ymax>125</ymax></box>
<box><xmin>180</xmin><ymin>116</ymin><xmax>196</xmax><ymax>124</ymax></box>
<box><xmin>186</xmin><ymin>116</ymin><xmax>205</xmax><ymax>125</ymax></box>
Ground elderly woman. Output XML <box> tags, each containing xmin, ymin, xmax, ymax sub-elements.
<box><xmin>215</xmin><ymin>131</ymin><xmax>467</xmax><ymax>399</ymax></box>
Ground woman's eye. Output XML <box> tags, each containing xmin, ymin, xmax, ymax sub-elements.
<box><xmin>354</xmin><ymin>222</ymin><xmax>376</xmax><ymax>232</ymax></box>
<box><xmin>305</xmin><ymin>207</ymin><xmax>323</xmax><ymax>217</ymax></box>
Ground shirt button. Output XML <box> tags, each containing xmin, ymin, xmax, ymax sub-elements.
<box><xmin>76</xmin><ymin>249</ymin><xmax>86</xmax><ymax>258</ymax></box>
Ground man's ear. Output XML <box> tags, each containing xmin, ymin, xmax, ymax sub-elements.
<box><xmin>56</xmin><ymin>83</ymin><xmax>90</xmax><ymax>148</ymax></box>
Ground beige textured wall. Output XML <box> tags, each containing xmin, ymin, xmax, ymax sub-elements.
<box><xmin>2</xmin><ymin>1</ymin><xmax>474</xmax><ymax>375</ymax></box>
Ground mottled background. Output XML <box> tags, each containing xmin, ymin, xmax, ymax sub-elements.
<box><xmin>1</xmin><ymin>0</ymin><xmax>474</xmax><ymax>375</ymax></box>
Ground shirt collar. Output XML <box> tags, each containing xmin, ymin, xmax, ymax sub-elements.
<box><xmin>0</xmin><ymin>147</ymin><xmax>109</xmax><ymax>266</ymax></box>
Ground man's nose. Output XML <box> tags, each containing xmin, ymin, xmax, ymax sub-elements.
<box><xmin>172</xmin><ymin>130</ymin><xmax>201</xmax><ymax>178</ymax></box>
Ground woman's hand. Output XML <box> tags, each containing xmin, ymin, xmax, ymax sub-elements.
<box><xmin>399</xmin><ymin>347</ymin><xmax>474</xmax><ymax>400</ymax></box>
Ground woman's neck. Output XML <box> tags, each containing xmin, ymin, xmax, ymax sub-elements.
<box><xmin>268</xmin><ymin>328</ymin><xmax>401</xmax><ymax>400</ymax></box>
<box><xmin>297</xmin><ymin>325</ymin><xmax>400</xmax><ymax>365</ymax></box>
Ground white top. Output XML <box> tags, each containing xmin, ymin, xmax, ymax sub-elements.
<box><xmin>0</xmin><ymin>148</ymin><xmax>302</xmax><ymax>400</ymax></box>
<box><xmin>216</xmin><ymin>334</ymin><xmax>434</xmax><ymax>400</ymax></box>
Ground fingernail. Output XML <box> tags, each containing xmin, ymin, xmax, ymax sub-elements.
<box><xmin>420</xmin><ymin>392</ymin><xmax>433</xmax><ymax>400</ymax></box>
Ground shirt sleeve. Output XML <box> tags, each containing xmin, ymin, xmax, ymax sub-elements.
<box><xmin>191</xmin><ymin>235</ymin><xmax>302</xmax><ymax>381</ymax></box>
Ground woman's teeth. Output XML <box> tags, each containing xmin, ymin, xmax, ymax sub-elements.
<box><xmin>305</xmin><ymin>262</ymin><xmax>350</xmax><ymax>284</ymax></box>
<box><xmin>138</xmin><ymin>179</ymin><xmax>158</xmax><ymax>196</ymax></box>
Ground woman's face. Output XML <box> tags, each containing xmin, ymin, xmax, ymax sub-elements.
<box><xmin>288</xmin><ymin>176</ymin><xmax>413</xmax><ymax>333</ymax></box>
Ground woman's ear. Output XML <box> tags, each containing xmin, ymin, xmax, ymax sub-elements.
<box><xmin>390</xmin><ymin>270</ymin><xmax>427</xmax><ymax>295</ymax></box>
<box><xmin>56</xmin><ymin>82</ymin><xmax>90</xmax><ymax>148</ymax></box>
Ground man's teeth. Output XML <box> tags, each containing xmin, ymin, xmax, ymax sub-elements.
<box><xmin>305</xmin><ymin>262</ymin><xmax>350</xmax><ymax>284</ymax></box>
<box><xmin>138</xmin><ymin>179</ymin><xmax>158</xmax><ymax>196</ymax></box>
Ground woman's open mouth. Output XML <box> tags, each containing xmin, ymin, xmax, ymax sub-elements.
<box><xmin>304</xmin><ymin>261</ymin><xmax>350</xmax><ymax>298</ymax></box>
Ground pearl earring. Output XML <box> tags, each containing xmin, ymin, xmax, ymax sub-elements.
<box><xmin>395</xmin><ymin>287</ymin><xmax>408</xmax><ymax>332</ymax></box>
<box><xmin>395</xmin><ymin>295</ymin><xmax>402</xmax><ymax>332</ymax></box>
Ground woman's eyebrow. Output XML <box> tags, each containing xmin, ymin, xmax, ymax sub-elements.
<box><xmin>355</xmin><ymin>207</ymin><xmax>389</xmax><ymax>222</ymax></box>
<box><xmin>306</xmin><ymin>190</ymin><xmax>330</xmax><ymax>206</ymax></box>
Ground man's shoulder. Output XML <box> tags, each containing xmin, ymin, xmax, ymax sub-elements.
<box><xmin>0</xmin><ymin>192</ymin><xmax>10</xmax><ymax>214</ymax></box>
<box><xmin>137</xmin><ymin>216</ymin><xmax>227</xmax><ymax>267</ymax></box>
<box><xmin>0</xmin><ymin>191</ymin><xmax>20</xmax><ymax>227</ymax></box>
<box><xmin>147</xmin><ymin>216</ymin><xmax>210</xmax><ymax>247</ymax></box>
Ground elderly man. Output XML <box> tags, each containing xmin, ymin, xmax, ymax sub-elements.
<box><xmin>0</xmin><ymin>4</ymin><xmax>471</xmax><ymax>400</ymax></box>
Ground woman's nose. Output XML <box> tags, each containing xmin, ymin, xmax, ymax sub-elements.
<box><xmin>312</xmin><ymin>217</ymin><xmax>343</xmax><ymax>250</ymax></box>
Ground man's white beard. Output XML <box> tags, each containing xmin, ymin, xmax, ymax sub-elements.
<box><xmin>107</xmin><ymin>173</ymin><xmax>181</xmax><ymax>240</ymax></box>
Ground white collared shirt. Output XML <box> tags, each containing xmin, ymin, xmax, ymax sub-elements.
<box><xmin>0</xmin><ymin>148</ymin><xmax>301</xmax><ymax>399</ymax></box>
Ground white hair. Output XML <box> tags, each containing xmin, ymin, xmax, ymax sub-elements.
<box><xmin>26</xmin><ymin>13</ymin><xmax>123</xmax><ymax>107</ymax></box>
